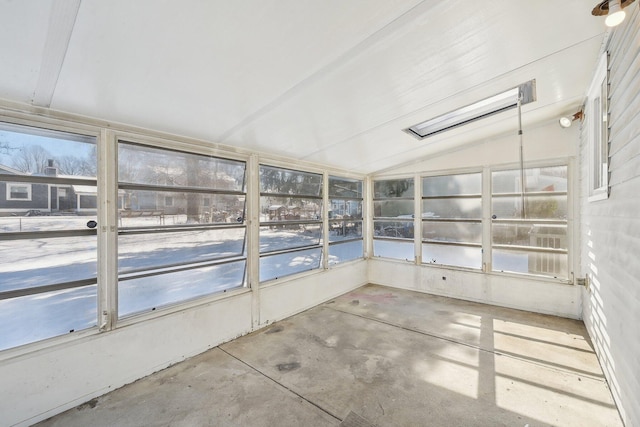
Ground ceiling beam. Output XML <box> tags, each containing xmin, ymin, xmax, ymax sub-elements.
<box><xmin>31</xmin><ymin>0</ymin><xmax>81</xmax><ymax>108</ymax></box>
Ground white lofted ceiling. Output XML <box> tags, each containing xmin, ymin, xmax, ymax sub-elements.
<box><xmin>0</xmin><ymin>0</ymin><xmax>610</xmax><ymax>173</ymax></box>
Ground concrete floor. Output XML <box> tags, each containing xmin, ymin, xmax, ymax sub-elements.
<box><xmin>36</xmin><ymin>284</ymin><xmax>623</xmax><ymax>427</ymax></box>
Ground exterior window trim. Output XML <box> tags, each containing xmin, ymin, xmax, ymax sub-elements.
<box><xmin>6</xmin><ymin>182</ymin><xmax>32</xmax><ymax>201</ymax></box>
<box><xmin>587</xmin><ymin>52</ymin><xmax>609</xmax><ymax>202</ymax></box>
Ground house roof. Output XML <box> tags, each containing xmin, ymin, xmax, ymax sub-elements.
<box><xmin>0</xmin><ymin>164</ymin><xmax>26</xmax><ymax>175</ymax></box>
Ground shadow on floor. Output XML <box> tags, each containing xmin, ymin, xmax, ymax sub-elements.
<box><xmin>35</xmin><ymin>284</ymin><xmax>623</xmax><ymax>427</ymax></box>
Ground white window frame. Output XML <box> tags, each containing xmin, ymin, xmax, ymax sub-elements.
<box><xmin>327</xmin><ymin>175</ymin><xmax>364</xmax><ymax>266</ymax></box>
<box><xmin>257</xmin><ymin>164</ymin><xmax>324</xmax><ymax>282</ymax></box>
<box><xmin>371</xmin><ymin>176</ymin><xmax>416</xmax><ymax>261</ymax></box>
<box><xmin>421</xmin><ymin>171</ymin><xmax>483</xmax><ymax>270</ymax></box>
<box><xmin>587</xmin><ymin>53</ymin><xmax>609</xmax><ymax>202</ymax></box>
<box><xmin>6</xmin><ymin>182</ymin><xmax>32</xmax><ymax>201</ymax></box>
<box><xmin>490</xmin><ymin>162</ymin><xmax>570</xmax><ymax>280</ymax></box>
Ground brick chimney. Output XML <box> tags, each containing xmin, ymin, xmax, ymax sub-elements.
<box><xmin>44</xmin><ymin>159</ymin><xmax>58</xmax><ymax>176</ymax></box>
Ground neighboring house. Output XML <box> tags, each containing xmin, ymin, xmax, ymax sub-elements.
<box><xmin>0</xmin><ymin>162</ymin><xmax>96</xmax><ymax>216</ymax></box>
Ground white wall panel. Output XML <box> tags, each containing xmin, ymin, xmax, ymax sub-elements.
<box><xmin>259</xmin><ymin>261</ymin><xmax>368</xmax><ymax>324</ymax></box>
<box><xmin>382</xmin><ymin>119</ymin><xmax>579</xmax><ymax>175</ymax></box>
<box><xmin>369</xmin><ymin>259</ymin><xmax>581</xmax><ymax>319</ymax></box>
<box><xmin>1</xmin><ymin>292</ymin><xmax>253</xmax><ymax>427</ymax></box>
<box><xmin>580</xmin><ymin>8</ymin><xmax>640</xmax><ymax>427</ymax></box>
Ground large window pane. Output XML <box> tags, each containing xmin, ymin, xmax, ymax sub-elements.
<box><xmin>0</xmin><ymin>125</ymin><xmax>96</xmax><ymax>179</ymax></box>
<box><xmin>374</xmin><ymin>220</ymin><xmax>414</xmax><ymax>239</ymax></box>
<box><xmin>491</xmin><ymin>165</ymin><xmax>569</xmax><ymax>279</ymax></box>
<box><xmin>259</xmin><ymin>165</ymin><xmax>324</xmax><ymax>280</ymax></box>
<box><xmin>0</xmin><ymin>214</ymin><xmax>98</xmax><ymax>233</ymax></box>
<box><xmin>0</xmin><ymin>123</ymin><xmax>98</xmax><ymax>351</ymax></box>
<box><xmin>329</xmin><ymin>175</ymin><xmax>363</xmax><ymax>267</ymax></box>
<box><xmin>118</xmin><ymin>143</ymin><xmax>245</xmax><ymax>191</ymax></box>
<box><xmin>492</xmin><ymin>166</ymin><xmax>567</xmax><ymax>194</ymax></box>
<box><xmin>329</xmin><ymin>220</ymin><xmax>362</xmax><ymax>242</ymax></box>
<box><xmin>373</xmin><ymin>177</ymin><xmax>414</xmax><ymax>260</ymax></box>
<box><xmin>118</xmin><ymin>142</ymin><xmax>247</xmax><ymax>315</ymax></box>
<box><xmin>423</xmin><ymin>221</ymin><xmax>482</xmax><ymax>244</ymax></box>
<box><xmin>373</xmin><ymin>200</ymin><xmax>413</xmax><ymax>218</ymax></box>
<box><xmin>493</xmin><ymin>248</ymin><xmax>568</xmax><ymax>278</ymax></box>
<box><xmin>260</xmin><ymin>196</ymin><xmax>322</xmax><ymax>222</ymax></box>
<box><xmin>329</xmin><ymin>177</ymin><xmax>362</xmax><ymax>198</ymax></box>
<box><xmin>423</xmin><ymin>173</ymin><xmax>481</xmax><ymax>196</ymax></box>
<box><xmin>119</xmin><ymin>190</ymin><xmax>245</xmax><ymax>226</ymax></box>
<box><xmin>119</xmin><ymin>228</ymin><xmax>245</xmax><ymax>273</ymax></box>
<box><xmin>260</xmin><ymin>166</ymin><xmax>322</xmax><ymax>196</ymax></box>
<box><xmin>492</xmin><ymin>195</ymin><xmax>567</xmax><ymax>220</ymax></box>
<box><xmin>0</xmin><ymin>285</ymin><xmax>97</xmax><ymax>351</ymax></box>
<box><xmin>329</xmin><ymin>199</ymin><xmax>362</xmax><ymax>219</ymax></box>
<box><xmin>421</xmin><ymin>198</ymin><xmax>481</xmax><ymax>219</ymax></box>
<box><xmin>260</xmin><ymin>248</ymin><xmax>322</xmax><ymax>282</ymax></box>
<box><xmin>421</xmin><ymin>172</ymin><xmax>482</xmax><ymax>269</ymax></box>
<box><xmin>329</xmin><ymin>241</ymin><xmax>363</xmax><ymax>265</ymax></box>
<box><xmin>260</xmin><ymin>225</ymin><xmax>321</xmax><ymax>253</ymax></box>
<box><xmin>119</xmin><ymin>261</ymin><xmax>245</xmax><ymax>317</ymax></box>
<box><xmin>0</xmin><ymin>235</ymin><xmax>96</xmax><ymax>292</ymax></box>
<box><xmin>492</xmin><ymin>224</ymin><xmax>567</xmax><ymax>249</ymax></box>
<box><xmin>373</xmin><ymin>240</ymin><xmax>414</xmax><ymax>261</ymax></box>
<box><xmin>374</xmin><ymin>179</ymin><xmax>414</xmax><ymax>198</ymax></box>
<box><xmin>422</xmin><ymin>244</ymin><xmax>482</xmax><ymax>269</ymax></box>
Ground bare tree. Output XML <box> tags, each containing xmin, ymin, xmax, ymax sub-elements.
<box><xmin>0</xmin><ymin>140</ymin><xmax>18</xmax><ymax>156</ymax></box>
<box><xmin>12</xmin><ymin>145</ymin><xmax>52</xmax><ymax>173</ymax></box>
<box><xmin>56</xmin><ymin>155</ymin><xmax>94</xmax><ymax>176</ymax></box>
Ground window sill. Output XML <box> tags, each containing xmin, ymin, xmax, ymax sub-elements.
<box><xmin>588</xmin><ymin>190</ymin><xmax>608</xmax><ymax>203</ymax></box>
<box><xmin>116</xmin><ymin>286</ymin><xmax>251</xmax><ymax>328</ymax></box>
<box><xmin>369</xmin><ymin>257</ymin><xmax>573</xmax><ymax>285</ymax></box>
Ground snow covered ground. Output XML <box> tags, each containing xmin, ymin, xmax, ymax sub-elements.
<box><xmin>0</xmin><ymin>216</ymin><xmax>363</xmax><ymax>351</ymax></box>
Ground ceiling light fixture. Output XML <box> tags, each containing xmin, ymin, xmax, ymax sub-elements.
<box><xmin>606</xmin><ymin>0</ymin><xmax>626</xmax><ymax>26</ymax></box>
<box><xmin>592</xmin><ymin>0</ymin><xmax>636</xmax><ymax>27</ymax></box>
<box><xmin>404</xmin><ymin>80</ymin><xmax>536</xmax><ymax>140</ymax></box>
<box><xmin>559</xmin><ymin>110</ymin><xmax>584</xmax><ymax>128</ymax></box>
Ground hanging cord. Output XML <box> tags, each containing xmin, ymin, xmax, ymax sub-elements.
<box><xmin>517</xmin><ymin>95</ymin><xmax>526</xmax><ymax>219</ymax></box>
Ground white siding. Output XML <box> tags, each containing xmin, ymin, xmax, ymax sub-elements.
<box><xmin>580</xmin><ymin>8</ymin><xmax>640</xmax><ymax>427</ymax></box>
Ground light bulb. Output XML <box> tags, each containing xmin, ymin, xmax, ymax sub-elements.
<box><xmin>605</xmin><ymin>0</ymin><xmax>626</xmax><ymax>27</ymax></box>
<box><xmin>559</xmin><ymin>117</ymin><xmax>572</xmax><ymax>128</ymax></box>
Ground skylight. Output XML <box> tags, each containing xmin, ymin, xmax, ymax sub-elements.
<box><xmin>404</xmin><ymin>80</ymin><xmax>536</xmax><ymax>140</ymax></box>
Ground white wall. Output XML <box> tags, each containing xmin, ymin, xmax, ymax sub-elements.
<box><xmin>0</xmin><ymin>291</ymin><xmax>253</xmax><ymax>427</ymax></box>
<box><xmin>383</xmin><ymin>117</ymin><xmax>579</xmax><ymax>176</ymax></box>
<box><xmin>369</xmin><ymin>115</ymin><xmax>583</xmax><ymax>320</ymax></box>
<box><xmin>260</xmin><ymin>261</ymin><xmax>368</xmax><ymax>324</ymax></box>
<box><xmin>580</xmin><ymin>8</ymin><xmax>640</xmax><ymax>427</ymax></box>
<box><xmin>0</xmin><ymin>262</ymin><xmax>367</xmax><ymax>427</ymax></box>
<box><xmin>369</xmin><ymin>259</ymin><xmax>582</xmax><ymax>319</ymax></box>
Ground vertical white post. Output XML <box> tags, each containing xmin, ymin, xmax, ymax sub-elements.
<box><xmin>322</xmin><ymin>172</ymin><xmax>330</xmax><ymax>270</ymax></box>
<box><xmin>414</xmin><ymin>173</ymin><xmax>422</xmax><ymax>265</ymax></box>
<box><xmin>247</xmin><ymin>154</ymin><xmax>261</xmax><ymax>329</ymax></box>
<box><xmin>482</xmin><ymin>167</ymin><xmax>492</xmax><ymax>273</ymax></box>
<box><xmin>97</xmin><ymin>129</ymin><xmax>118</xmax><ymax>330</ymax></box>
<box><xmin>568</xmin><ymin>157</ymin><xmax>577</xmax><ymax>284</ymax></box>
<box><xmin>363</xmin><ymin>176</ymin><xmax>373</xmax><ymax>260</ymax></box>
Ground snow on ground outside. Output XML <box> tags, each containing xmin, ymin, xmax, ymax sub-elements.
<box><xmin>0</xmin><ymin>216</ymin><xmax>362</xmax><ymax>351</ymax></box>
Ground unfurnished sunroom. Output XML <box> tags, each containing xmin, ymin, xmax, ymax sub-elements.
<box><xmin>0</xmin><ymin>1</ymin><xmax>639</xmax><ymax>426</ymax></box>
